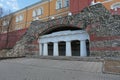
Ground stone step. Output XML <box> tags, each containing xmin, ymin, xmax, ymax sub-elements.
<box><xmin>27</xmin><ymin>56</ymin><xmax>103</xmax><ymax>62</ymax></box>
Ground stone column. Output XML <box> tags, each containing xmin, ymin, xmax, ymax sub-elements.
<box><xmin>53</xmin><ymin>42</ymin><xmax>59</xmax><ymax>56</ymax></box>
<box><xmin>39</xmin><ymin>43</ymin><xmax>43</xmax><ymax>56</ymax></box>
<box><xmin>80</xmin><ymin>40</ymin><xmax>87</xmax><ymax>57</ymax></box>
<box><xmin>43</xmin><ymin>43</ymin><xmax>48</xmax><ymax>56</ymax></box>
<box><xmin>66</xmin><ymin>41</ymin><xmax>72</xmax><ymax>56</ymax></box>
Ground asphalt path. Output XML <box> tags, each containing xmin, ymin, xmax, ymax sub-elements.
<box><xmin>0</xmin><ymin>58</ymin><xmax>119</xmax><ymax>80</ymax></box>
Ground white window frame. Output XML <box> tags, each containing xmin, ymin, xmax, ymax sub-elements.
<box><xmin>32</xmin><ymin>10</ymin><xmax>37</xmax><ymax>17</ymax></box>
<box><xmin>33</xmin><ymin>7</ymin><xmax>43</xmax><ymax>17</ymax></box>
<box><xmin>19</xmin><ymin>15</ymin><xmax>23</xmax><ymax>21</ymax></box>
<box><xmin>37</xmin><ymin>7</ymin><xmax>43</xmax><ymax>15</ymax></box>
<box><xmin>64</xmin><ymin>0</ymin><xmax>69</xmax><ymax>7</ymax></box>
<box><xmin>56</xmin><ymin>0</ymin><xmax>62</xmax><ymax>9</ymax></box>
<box><xmin>3</xmin><ymin>20</ymin><xmax>9</xmax><ymax>26</ymax></box>
<box><xmin>16</xmin><ymin>16</ymin><xmax>19</xmax><ymax>22</ymax></box>
<box><xmin>111</xmin><ymin>2</ymin><xmax>120</xmax><ymax>9</ymax></box>
<box><xmin>16</xmin><ymin>14</ymin><xmax>24</xmax><ymax>22</ymax></box>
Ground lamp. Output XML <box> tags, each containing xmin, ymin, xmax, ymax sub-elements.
<box><xmin>68</xmin><ymin>12</ymin><xmax>72</xmax><ymax>16</ymax></box>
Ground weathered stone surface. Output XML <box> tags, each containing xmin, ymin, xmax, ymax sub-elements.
<box><xmin>1</xmin><ymin>3</ymin><xmax>119</xmax><ymax>57</ymax></box>
<box><xmin>104</xmin><ymin>58</ymin><xmax>120</xmax><ymax>74</ymax></box>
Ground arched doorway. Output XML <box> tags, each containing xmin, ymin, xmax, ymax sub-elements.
<box><xmin>71</xmin><ymin>40</ymin><xmax>80</xmax><ymax>56</ymax></box>
<box><xmin>41</xmin><ymin>26</ymin><xmax>82</xmax><ymax>35</ymax></box>
<box><xmin>48</xmin><ymin>42</ymin><xmax>53</xmax><ymax>56</ymax></box>
<box><xmin>86</xmin><ymin>39</ymin><xmax>90</xmax><ymax>56</ymax></box>
<box><xmin>58</xmin><ymin>41</ymin><xmax>66</xmax><ymax>56</ymax></box>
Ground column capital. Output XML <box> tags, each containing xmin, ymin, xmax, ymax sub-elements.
<box><xmin>40</xmin><ymin>43</ymin><xmax>43</xmax><ymax>44</ymax></box>
<box><xmin>80</xmin><ymin>40</ymin><xmax>86</xmax><ymax>41</ymax></box>
<box><xmin>54</xmin><ymin>41</ymin><xmax>58</xmax><ymax>43</ymax></box>
<box><xmin>66</xmin><ymin>40</ymin><xmax>71</xmax><ymax>42</ymax></box>
<box><xmin>43</xmin><ymin>42</ymin><xmax>48</xmax><ymax>44</ymax></box>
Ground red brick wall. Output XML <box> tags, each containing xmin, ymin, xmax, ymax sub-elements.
<box><xmin>110</xmin><ymin>8</ymin><xmax>120</xmax><ymax>15</ymax></box>
<box><xmin>90</xmin><ymin>34</ymin><xmax>120</xmax><ymax>41</ymax></box>
<box><xmin>25</xmin><ymin>40</ymin><xmax>39</xmax><ymax>55</ymax></box>
<box><xmin>90</xmin><ymin>34</ymin><xmax>120</xmax><ymax>51</ymax></box>
<box><xmin>70</xmin><ymin>0</ymin><xmax>92</xmax><ymax>14</ymax></box>
<box><xmin>0</xmin><ymin>29</ymin><xmax>27</xmax><ymax>49</ymax></box>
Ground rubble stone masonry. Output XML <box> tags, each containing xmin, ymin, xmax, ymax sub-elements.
<box><xmin>1</xmin><ymin>3</ymin><xmax>120</xmax><ymax>58</ymax></box>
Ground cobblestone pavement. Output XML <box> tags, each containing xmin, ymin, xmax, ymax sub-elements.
<box><xmin>0</xmin><ymin>58</ymin><xmax>120</xmax><ymax>80</ymax></box>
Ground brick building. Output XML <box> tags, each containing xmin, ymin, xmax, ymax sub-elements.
<box><xmin>0</xmin><ymin>0</ymin><xmax>120</xmax><ymax>57</ymax></box>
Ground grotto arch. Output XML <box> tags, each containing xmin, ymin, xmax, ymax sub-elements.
<box><xmin>6</xmin><ymin>4</ymin><xmax>120</xmax><ymax>58</ymax></box>
<box><xmin>38</xmin><ymin>25</ymin><xmax>90</xmax><ymax>57</ymax></box>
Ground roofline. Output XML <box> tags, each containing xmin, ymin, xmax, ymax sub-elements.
<box><xmin>1</xmin><ymin>0</ymin><xmax>50</xmax><ymax>18</ymax></box>
<box><xmin>14</xmin><ymin>0</ymin><xmax>49</xmax><ymax>14</ymax></box>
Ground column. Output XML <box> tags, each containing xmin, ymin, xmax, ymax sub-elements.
<box><xmin>43</xmin><ymin>43</ymin><xmax>48</xmax><ymax>56</ymax></box>
<box><xmin>39</xmin><ymin>43</ymin><xmax>43</xmax><ymax>56</ymax></box>
<box><xmin>53</xmin><ymin>42</ymin><xmax>59</xmax><ymax>56</ymax></box>
<box><xmin>66</xmin><ymin>41</ymin><xmax>72</xmax><ymax>56</ymax></box>
<box><xmin>80</xmin><ymin>40</ymin><xmax>87</xmax><ymax>57</ymax></box>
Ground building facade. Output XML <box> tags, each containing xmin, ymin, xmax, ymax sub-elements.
<box><xmin>0</xmin><ymin>0</ymin><xmax>120</xmax><ymax>57</ymax></box>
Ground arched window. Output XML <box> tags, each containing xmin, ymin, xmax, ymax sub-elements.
<box><xmin>64</xmin><ymin>0</ymin><xmax>69</xmax><ymax>7</ymax></box>
<box><xmin>56</xmin><ymin>0</ymin><xmax>62</xmax><ymax>9</ymax></box>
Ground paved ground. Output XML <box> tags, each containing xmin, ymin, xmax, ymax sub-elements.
<box><xmin>0</xmin><ymin>58</ymin><xmax>120</xmax><ymax>80</ymax></box>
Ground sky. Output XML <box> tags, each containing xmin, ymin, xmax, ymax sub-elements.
<box><xmin>17</xmin><ymin>0</ymin><xmax>41</xmax><ymax>10</ymax></box>
<box><xmin>0</xmin><ymin>0</ymin><xmax>41</xmax><ymax>13</ymax></box>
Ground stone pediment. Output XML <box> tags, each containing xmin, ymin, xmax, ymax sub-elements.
<box><xmin>40</xmin><ymin>30</ymin><xmax>87</xmax><ymax>38</ymax></box>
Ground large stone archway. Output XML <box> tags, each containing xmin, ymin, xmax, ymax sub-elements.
<box><xmin>5</xmin><ymin>4</ymin><xmax>120</xmax><ymax>57</ymax></box>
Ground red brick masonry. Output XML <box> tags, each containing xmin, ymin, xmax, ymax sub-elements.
<box><xmin>0</xmin><ymin>28</ymin><xmax>27</xmax><ymax>49</ymax></box>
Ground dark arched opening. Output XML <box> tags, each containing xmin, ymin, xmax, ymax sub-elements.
<box><xmin>86</xmin><ymin>39</ymin><xmax>90</xmax><ymax>56</ymax></box>
<box><xmin>58</xmin><ymin>41</ymin><xmax>66</xmax><ymax>56</ymax></box>
<box><xmin>71</xmin><ymin>40</ymin><xmax>80</xmax><ymax>56</ymax></box>
<box><xmin>48</xmin><ymin>42</ymin><xmax>53</xmax><ymax>56</ymax></box>
<box><xmin>41</xmin><ymin>25</ymin><xmax>82</xmax><ymax>35</ymax></box>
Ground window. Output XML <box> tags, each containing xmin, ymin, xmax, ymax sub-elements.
<box><xmin>32</xmin><ymin>7</ymin><xmax>43</xmax><ymax>17</ymax></box>
<box><xmin>37</xmin><ymin>8</ymin><xmax>43</xmax><ymax>15</ymax></box>
<box><xmin>56</xmin><ymin>0</ymin><xmax>62</xmax><ymax>9</ymax></box>
<box><xmin>19</xmin><ymin>15</ymin><xmax>23</xmax><ymax>21</ymax></box>
<box><xmin>2</xmin><ymin>20</ymin><xmax>9</xmax><ymax>26</ymax></box>
<box><xmin>16</xmin><ymin>14</ymin><xmax>24</xmax><ymax>22</ymax></box>
<box><xmin>64</xmin><ymin>0</ymin><xmax>69</xmax><ymax>7</ymax></box>
<box><xmin>16</xmin><ymin>17</ymin><xmax>18</xmax><ymax>22</ymax></box>
<box><xmin>32</xmin><ymin>10</ymin><xmax>37</xmax><ymax>17</ymax></box>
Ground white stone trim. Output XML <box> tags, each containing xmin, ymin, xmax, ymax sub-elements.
<box><xmin>43</xmin><ymin>43</ymin><xmax>48</xmax><ymax>56</ymax></box>
<box><xmin>101</xmin><ymin>0</ymin><xmax>113</xmax><ymax>3</ymax></box>
<box><xmin>38</xmin><ymin>30</ymin><xmax>89</xmax><ymax>57</ymax></box>
<box><xmin>80</xmin><ymin>40</ymin><xmax>87</xmax><ymax>57</ymax></box>
<box><xmin>111</xmin><ymin>2</ymin><xmax>120</xmax><ymax>9</ymax></box>
<box><xmin>39</xmin><ymin>30</ymin><xmax>89</xmax><ymax>43</ymax></box>
<box><xmin>66</xmin><ymin>41</ymin><xmax>72</xmax><ymax>56</ymax></box>
<box><xmin>53</xmin><ymin>42</ymin><xmax>59</xmax><ymax>56</ymax></box>
<box><xmin>39</xmin><ymin>43</ymin><xmax>43</xmax><ymax>56</ymax></box>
